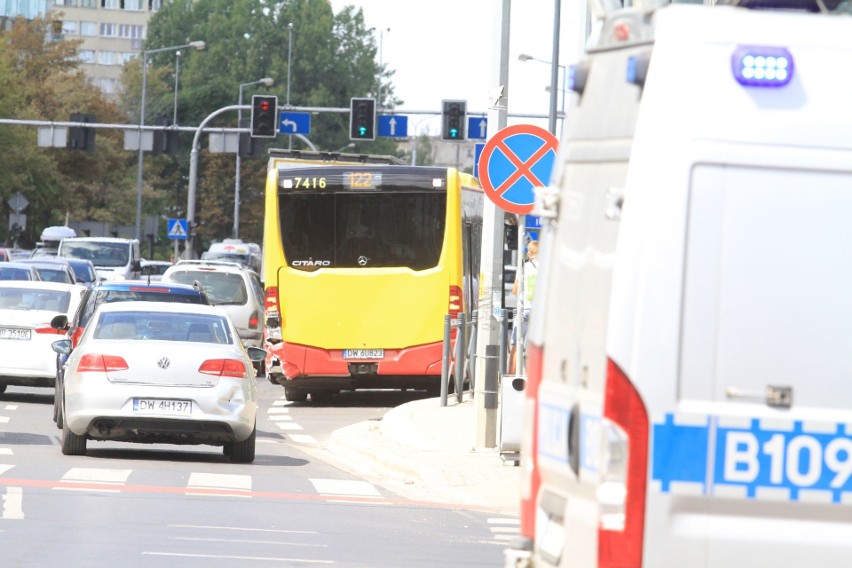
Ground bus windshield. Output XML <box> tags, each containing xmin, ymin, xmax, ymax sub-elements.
<box><xmin>280</xmin><ymin>190</ymin><xmax>446</xmax><ymax>270</ymax></box>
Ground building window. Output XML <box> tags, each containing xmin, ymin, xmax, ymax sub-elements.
<box><xmin>80</xmin><ymin>21</ymin><xmax>97</xmax><ymax>36</ymax></box>
<box><xmin>78</xmin><ymin>50</ymin><xmax>95</xmax><ymax>63</ymax></box>
<box><xmin>117</xmin><ymin>24</ymin><xmax>143</xmax><ymax>39</ymax></box>
<box><xmin>80</xmin><ymin>0</ymin><xmax>97</xmax><ymax>7</ymax></box>
<box><xmin>150</xmin><ymin>0</ymin><xmax>162</xmax><ymax>11</ymax></box>
<box><xmin>62</xmin><ymin>21</ymin><xmax>77</xmax><ymax>35</ymax></box>
<box><xmin>54</xmin><ymin>0</ymin><xmax>77</xmax><ymax>7</ymax></box>
<box><xmin>97</xmin><ymin>51</ymin><xmax>118</xmax><ymax>65</ymax></box>
<box><xmin>100</xmin><ymin>22</ymin><xmax>117</xmax><ymax>37</ymax></box>
<box><xmin>119</xmin><ymin>52</ymin><xmax>135</xmax><ymax>65</ymax></box>
<box><xmin>94</xmin><ymin>77</ymin><xmax>118</xmax><ymax>94</ymax></box>
<box><xmin>124</xmin><ymin>0</ymin><xmax>143</xmax><ymax>10</ymax></box>
<box><xmin>102</xmin><ymin>0</ymin><xmax>120</xmax><ymax>8</ymax></box>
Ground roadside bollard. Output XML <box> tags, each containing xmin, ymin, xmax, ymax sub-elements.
<box><xmin>499</xmin><ymin>309</ymin><xmax>510</xmax><ymax>375</ymax></box>
<box><xmin>440</xmin><ymin>314</ymin><xmax>451</xmax><ymax>406</ymax></box>
<box><xmin>484</xmin><ymin>344</ymin><xmax>498</xmax><ymax>410</ymax></box>
<box><xmin>467</xmin><ymin>311</ymin><xmax>478</xmax><ymax>394</ymax></box>
<box><xmin>453</xmin><ymin>315</ymin><xmax>465</xmax><ymax>403</ymax></box>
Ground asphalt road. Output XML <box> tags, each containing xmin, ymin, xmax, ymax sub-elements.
<box><xmin>0</xmin><ymin>381</ymin><xmax>513</xmax><ymax>567</ymax></box>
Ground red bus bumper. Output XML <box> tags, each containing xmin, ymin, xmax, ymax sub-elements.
<box><xmin>266</xmin><ymin>340</ymin><xmax>444</xmax><ymax>380</ymax></box>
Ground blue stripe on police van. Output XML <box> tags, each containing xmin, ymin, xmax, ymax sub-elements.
<box><xmin>652</xmin><ymin>414</ymin><xmax>852</xmax><ymax>504</ymax></box>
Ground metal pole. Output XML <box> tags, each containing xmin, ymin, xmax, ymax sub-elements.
<box><xmin>173</xmin><ymin>50</ymin><xmax>180</xmax><ymax>126</ymax></box>
<box><xmin>134</xmin><ymin>52</ymin><xmax>148</xmax><ymax>243</ymax></box>
<box><xmin>440</xmin><ymin>314</ymin><xmax>451</xmax><ymax>406</ymax></box>
<box><xmin>516</xmin><ymin>214</ymin><xmax>527</xmax><ymax>375</ymax></box>
<box><xmin>454</xmin><ymin>317</ymin><xmax>464</xmax><ymax>403</ymax></box>
<box><xmin>185</xmin><ymin>105</ymin><xmax>243</xmax><ymax>259</ymax></box>
<box><xmin>234</xmin><ymin>83</ymin><xmax>245</xmax><ymax>240</ymax></box>
<box><xmin>549</xmin><ymin>0</ymin><xmax>562</xmax><ymax>135</ymax></box>
<box><xmin>467</xmin><ymin>311</ymin><xmax>478</xmax><ymax>393</ymax></box>
<box><xmin>286</xmin><ymin>22</ymin><xmax>293</xmax><ymax>150</ymax></box>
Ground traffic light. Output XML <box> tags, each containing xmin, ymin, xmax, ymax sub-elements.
<box><xmin>68</xmin><ymin>113</ymin><xmax>96</xmax><ymax>151</ymax></box>
<box><xmin>152</xmin><ymin>118</ymin><xmax>178</xmax><ymax>156</ymax></box>
<box><xmin>441</xmin><ymin>100</ymin><xmax>466</xmax><ymax>140</ymax></box>
<box><xmin>349</xmin><ymin>97</ymin><xmax>376</xmax><ymax>141</ymax></box>
<box><xmin>251</xmin><ymin>95</ymin><xmax>278</xmax><ymax>138</ymax></box>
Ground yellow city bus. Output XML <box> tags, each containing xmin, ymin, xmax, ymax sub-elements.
<box><xmin>262</xmin><ymin>150</ymin><xmax>483</xmax><ymax>403</ymax></box>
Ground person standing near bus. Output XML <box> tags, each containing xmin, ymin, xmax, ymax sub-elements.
<box><xmin>509</xmin><ymin>239</ymin><xmax>538</xmax><ymax>374</ymax></box>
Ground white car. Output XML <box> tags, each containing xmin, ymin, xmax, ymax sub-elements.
<box><xmin>161</xmin><ymin>260</ymin><xmax>265</xmax><ymax>350</ymax></box>
<box><xmin>0</xmin><ymin>281</ymin><xmax>87</xmax><ymax>393</ymax></box>
<box><xmin>53</xmin><ymin>301</ymin><xmax>264</xmax><ymax>462</ymax></box>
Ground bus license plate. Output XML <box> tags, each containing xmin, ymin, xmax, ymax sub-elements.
<box><xmin>343</xmin><ymin>349</ymin><xmax>384</xmax><ymax>360</ymax></box>
<box><xmin>133</xmin><ymin>399</ymin><xmax>192</xmax><ymax>415</ymax></box>
<box><xmin>0</xmin><ymin>327</ymin><xmax>31</xmax><ymax>341</ymax></box>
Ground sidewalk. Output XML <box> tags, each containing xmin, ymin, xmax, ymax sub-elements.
<box><xmin>327</xmin><ymin>392</ymin><xmax>522</xmax><ymax>515</ymax></box>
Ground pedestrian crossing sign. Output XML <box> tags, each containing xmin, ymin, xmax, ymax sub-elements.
<box><xmin>167</xmin><ymin>218</ymin><xmax>188</xmax><ymax>240</ymax></box>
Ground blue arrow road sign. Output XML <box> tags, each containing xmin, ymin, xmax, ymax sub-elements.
<box><xmin>378</xmin><ymin>115</ymin><xmax>408</xmax><ymax>137</ymax></box>
<box><xmin>279</xmin><ymin>112</ymin><xmax>311</xmax><ymax>135</ymax></box>
<box><xmin>167</xmin><ymin>218</ymin><xmax>188</xmax><ymax>240</ymax></box>
<box><xmin>467</xmin><ymin>116</ymin><xmax>488</xmax><ymax>140</ymax></box>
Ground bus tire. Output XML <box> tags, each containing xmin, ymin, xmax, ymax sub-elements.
<box><xmin>284</xmin><ymin>387</ymin><xmax>308</xmax><ymax>402</ymax></box>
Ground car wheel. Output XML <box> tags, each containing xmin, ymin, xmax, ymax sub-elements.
<box><xmin>284</xmin><ymin>387</ymin><xmax>308</xmax><ymax>402</ymax></box>
<box><xmin>226</xmin><ymin>425</ymin><xmax>256</xmax><ymax>464</ymax></box>
<box><xmin>61</xmin><ymin>416</ymin><xmax>87</xmax><ymax>456</ymax></box>
<box><xmin>0</xmin><ymin>384</ymin><xmax>6</xmax><ymax>394</ymax></box>
<box><xmin>53</xmin><ymin>375</ymin><xmax>63</xmax><ymax>427</ymax></box>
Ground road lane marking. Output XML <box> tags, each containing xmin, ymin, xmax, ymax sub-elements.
<box><xmin>187</xmin><ymin>472</ymin><xmax>251</xmax><ymax>496</ymax></box>
<box><xmin>55</xmin><ymin>468</ymin><xmax>131</xmax><ymax>493</ymax></box>
<box><xmin>2</xmin><ymin>487</ymin><xmax>23</xmax><ymax>520</ymax></box>
<box><xmin>287</xmin><ymin>434</ymin><xmax>318</xmax><ymax>445</ymax></box>
<box><xmin>267</xmin><ymin>407</ymin><xmax>289</xmax><ymax>414</ymax></box>
<box><xmin>142</xmin><ymin>552</ymin><xmax>333</xmax><ymax>563</ymax></box>
<box><xmin>0</xmin><ymin>465</ymin><xmax>15</xmax><ymax>476</ymax></box>
<box><xmin>271</xmin><ymin>414</ymin><xmax>293</xmax><ymax>421</ymax></box>
<box><xmin>0</xmin><ymin>449</ymin><xmax>12</xmax><ymax>456</ymax></box>
<box><xmin>4</xmin><ymin>405</ymin><xmax>18</xmax><ymax>410</ymax></box>
<box><xmin>276</xmin><ymin>422</ymin><xmax>303</xmax><ymax>431</ymax></box>
<box><xmin>168</xmin><ymin>525</ymin><xmax>316</xmax><ymax>534</ymax></box>
<box><xmin>174</xmin><ymin>537</ymin><xmax>326</xmax><ymax>547</ymax></box>
<box><xmin>271</xmin><ymin>400</ymin><xmax>288</xmax><ymax>406</ymax></box>
<box><xmin>0</xmin><ymin>417</ymin><xmax>9</xmax><ymax>424</ymax></box>
<box><xmin>310</xmin><ymin>479</ymin><xmax>381</xmax><ymax>497</ymax></box>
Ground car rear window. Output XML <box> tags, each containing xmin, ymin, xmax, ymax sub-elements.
<box><xmin>78</xmin><ymin>288</ymin><xmax>206</xmax><ymax>327</ymax></box>
<box><xmin>166</xmin><ymin>271</ymin><xmax>248</xmax><ymax>306</ymax></box>
<box><xmin>94</xmin><ymin>311</ymin><xmax>232</xmax><ymax>344</ymax></box>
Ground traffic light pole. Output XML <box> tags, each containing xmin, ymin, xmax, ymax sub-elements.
<box><xmin>185</xmin><ymin>104</ymin><xmax>243</xmax><ymax>260</ymax></box>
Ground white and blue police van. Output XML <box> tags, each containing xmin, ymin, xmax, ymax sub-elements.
<box><xmin>507</xmin><ymin>1</ymin><xmax>852</xmax><ymax>567</ymax></box>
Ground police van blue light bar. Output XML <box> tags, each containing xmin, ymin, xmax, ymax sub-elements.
<box><xmin>732</xmin><ymin>46</ymin><xmax>794</xmax><ymax>87</ymax></box>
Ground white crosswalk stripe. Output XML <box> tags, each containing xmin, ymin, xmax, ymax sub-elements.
<box><xmin>488</xmin><ymin>517</ymin><xmax>520</xmax><ymax>541</ymax></box>
<box><xmin>187</xmin><ymin>472</ymin><xmax>252</xmax><ymax>497</ymax></box>
<box><xmin>56</xmin><ymin>468</ymin><xmax>132</xmax><ymax>493</ymax></box>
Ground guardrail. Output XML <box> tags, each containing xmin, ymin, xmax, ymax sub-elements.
<box><xmin>439</xmin><ymin>312</ymin><xmax>478</xmax><ymax>406</ymax></box>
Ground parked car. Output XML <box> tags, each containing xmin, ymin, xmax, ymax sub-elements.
<box><xmin>140</xmin><ymin>259</ymin><xmax>173</xmax><ymax>282</ymax></box>
<box><xmin>0</xmin><ymin>262</ymin><xmax>42</xmax><ymax>281</ymax></box>
<box><xmin>57</xmin><ymin>257</ymin><xmax>98</xmax><ymax>286</ymax></box>
<box><xmin>8</xmin><ymin>249</ymin><xmax>32</xmax><ymax>261</ymax></box>
<box><xmin>162</xmin><ymin>260</ymin><xmax>265</xmax><ymax>351</ymax></box>
<box><xmin>0</xmin><ymin>281</ymin><xmax>87</xmax><ymax>393</ymax></box>
<box><xmin>57</xmin><ymin>237</ymin><xmax>141</xmax><ymax>281</ymax></box>
<box><xmin>49</xmin><ymin>279</ymin><xmax>210</xmax><ymax>427</ymax></box>
<box><xmin>18</xmin><ymin>258</ymin><xmax>77</xmax><ymax>284</ymax></box>
<box><xmin>0</xmin><ymin>248</ymin><xmax>10</xmax><ymax>262</ymax></box>
<box><xmin>53</xmin><ymin>301</ymin><xmax>263</xmax><ymax>462</ymax></box>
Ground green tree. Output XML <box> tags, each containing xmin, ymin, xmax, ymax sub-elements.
<box><xmin>0</xmin><ymin>16</ymin><xmax>128</xmax><ymax>246</ymax></box>
<box><xmin>131</xmin><ymin>0</ymin><xmax>403</xmax><ymax>250</ymax></box>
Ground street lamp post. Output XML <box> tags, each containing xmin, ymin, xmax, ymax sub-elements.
<box><xmin>518</xmin><ymin>53</ymin><xmax>565</xmax><ymax>134</ymax></box>
<box><xmin>286</xmin><ymin>22</ymin><xmax>293</xmax><ymax>150</ymax></box>
<box><xmin>172</xmin><ymin>50</ymin><xmax>181</xmax><ymax>125</ymax></box>
<box><xmin>234</xmin><ymin>77</ymin><xmax>274</xmax><ymax>240</ymax></box>
<box><xmin>135</xmin><ymin>40</ymin><xmax>205</xmax><ymax>243</ymax></box>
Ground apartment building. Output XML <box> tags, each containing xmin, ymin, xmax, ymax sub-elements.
<box><xmin>47</xmin><ymin>0</ymin><xmax>165</xmax><ymax>95</ymax></box>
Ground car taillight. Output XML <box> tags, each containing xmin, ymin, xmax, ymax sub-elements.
<box><xmin>448</xmin><ymin>285</ymin><xmax>462</xmax><ymax>318</ymax></box>
<box><xmin>78</xmin><ymin>354</ymin><xmax>129</xmax><ymax>373</ymax></box>
<box><xmin>198</xmin><ymin>359</ymin><xmax>247</xmax><ymax>379</ymax></box>
<box><xmin>35</xmin><ymin>324</ymin><xmax>65</xmax><ymax>335</ymax></box>
<box><xmin>264</xmin><ymin>287</ymin><xmax>280</xmax><ymax>324</ymax></box>
<box><xmin>598</xmin><ymin>359</ymin><xmax>648</xmax><ymax>568</ymax></box>
<box><xmin>249</xmin><ymin>309</ymin><xmax>259</xmax><ymax>328</ymax></box>
<box><xmin>519</xmin><ymin>342</ymin><xmax>543</xmax><ymax>541</ymax></box>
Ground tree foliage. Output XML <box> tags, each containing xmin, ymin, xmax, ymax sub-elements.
<box><xmin>0</xmin><ymin>2</ymin><xmax>400</xmax><ymax>255</ymax></box>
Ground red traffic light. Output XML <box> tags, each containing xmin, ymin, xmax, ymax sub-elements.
<box><xmin>259</xmin><ymin>100</ymin><xmax>271</xmax><ymax>112</ymax></box>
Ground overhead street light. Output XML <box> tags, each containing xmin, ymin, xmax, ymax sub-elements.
<box><xmin>135</xmin><ymin>40</ymin><xmax>205</xmax><ymax>243</ymax></box>
<box><xmin>518</xmin><ymin>52</ymin><xmax>565</xmax><ymax>134</ymax></box>
<box><xmin>234</xmin><ymin>77</ymin><xmax>274</xmax><ymax>240</ymax></box>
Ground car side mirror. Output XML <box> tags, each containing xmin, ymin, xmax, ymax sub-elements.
<box><xmin>246</xmin><ymin>346</ymin><xmax>266</xmax><ymax>362</ymax></box>
<box><xmin>140</xmin><ymin>265</ymin><xmax>154</xmax><ymax>276</ymax></box>
<box><xmin>51</xmin><ymin>339</ymin><xmax>72</xmax><ymax>355</ymax></box>
<box><xmin>51</xmin><ymin>314</ymin><xmax>69</xmax><ymax>330</ymax></box>
<box><xmin>133</xmin><ymin>260</ymin><xmax>142</xmax><ymax>272</ymax></box>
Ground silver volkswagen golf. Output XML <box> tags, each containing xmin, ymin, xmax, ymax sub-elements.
<box><xmin>53</xmin><ymin>301</ymin><xmax>264</xmax><ymax>463</ymax></box>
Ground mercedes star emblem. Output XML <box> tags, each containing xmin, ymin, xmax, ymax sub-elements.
<box><xmin>357</xmin><ymin>256</ymin><xmax>369</xmax><ymax>266</ymax></box>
